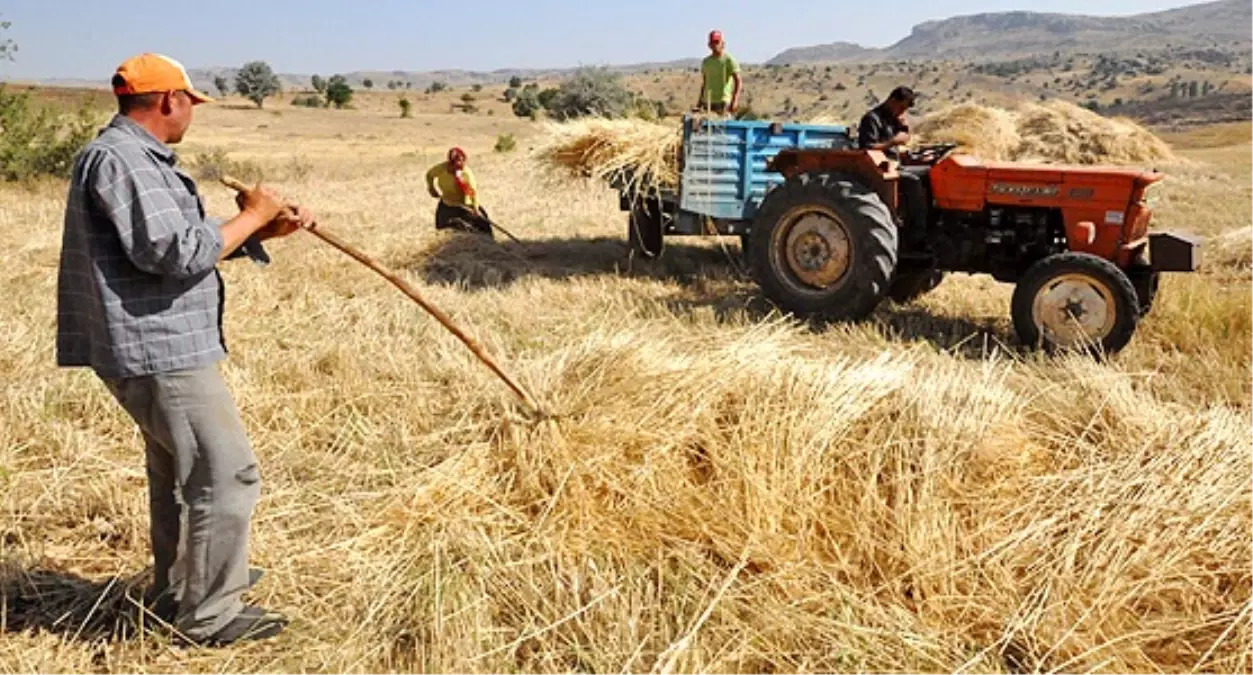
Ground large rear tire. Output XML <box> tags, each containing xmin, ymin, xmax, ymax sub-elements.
<box><xmin>748</xmin><ymin>172</ymin><xmax>898</xmax><ymax>320</ymax></box>
<box><xmin>1011</xmin><ymin>252</ymin><xmax>1139</xmax><ymax>354</ymax></box>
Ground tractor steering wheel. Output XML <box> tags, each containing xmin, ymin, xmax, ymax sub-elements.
<box><xmin>904</xmin><ymin>143</ymin><xmax>959</xmax><ymax>164</ymax></box>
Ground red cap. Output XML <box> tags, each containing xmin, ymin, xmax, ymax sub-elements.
<box><xmin>448</xmin><ymin>147</ymin><xmax>466</xmax><ymax>161</ymax></box>
<box><xmin>709</xmin><ymin>30</ymin><xmax>723</xmax><ymax>44</ymax></box>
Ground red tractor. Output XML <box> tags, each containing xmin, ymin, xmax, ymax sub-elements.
<box><xmin>748</xmin><ymin>143</ymin><xmax>1202</xmax><ymax>353</ymax></box>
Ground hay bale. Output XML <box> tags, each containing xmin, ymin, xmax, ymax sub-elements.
<box><xmin>1012</xmin><ymin>101</ymin><xmax>1175</xmax><ymax>165</ymax></box>
<box><xmin>531</xmin><ymin>117</ymin><xmax>681</xmax><ymax>196</ymax></box>
<box><xmin>913</xmin><ymin>103</ymin><xmax>1022</xmax><ymax>161</ymax></box>
<box><xmin>915</xmin><ymin>100</ymin><xmax>1175</xmax><ymax>166</ymax></box>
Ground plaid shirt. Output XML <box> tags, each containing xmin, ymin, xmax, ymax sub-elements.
<box><xmin>56</xmin><ymin>115</ymin><xmax>262</xmax><ymax>379</ymax></box>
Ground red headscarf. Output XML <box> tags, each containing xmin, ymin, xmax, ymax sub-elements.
<box><xmin>448</xmin><ymin>147</ymin><xmax>475</xmax><ymax>200</ymax></box>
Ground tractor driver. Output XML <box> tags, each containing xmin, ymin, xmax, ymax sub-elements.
<box><xmin>858</xmin><ymin>86</ymin><xmax>927</xmax><ymax>244</ymax></box>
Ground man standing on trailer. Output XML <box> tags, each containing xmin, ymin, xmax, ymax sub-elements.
<box><xmin>695</xmin><ymin>30</ymin><xmax>742</xmax><ymax>116</ymax></box>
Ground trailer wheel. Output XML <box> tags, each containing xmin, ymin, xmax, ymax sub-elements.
<box><xmin>748</xmin><ymin>172</ymin><xmax>898</xmax><ymax>319</ymax></box>
<box><xmin>628</xmin><ymin>198</ymin><xmax>665</xmax><ymax>258</ymax></box>
<box><xmin>1012</xmin><ymin>252</ymin><xmax>1139</xmax><ymax>355</ymax></box>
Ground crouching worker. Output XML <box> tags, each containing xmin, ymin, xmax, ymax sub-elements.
<box><xmin>425</xmin><ymin>147</ymin><xmax>494</xmax><ymax>238</ymax></box>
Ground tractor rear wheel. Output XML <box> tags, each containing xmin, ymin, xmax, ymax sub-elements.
<box><xmin>748</xmin><ymin>172</ymin><xmax>898</xmax><ymax>319</ymax></box>
<box><xmin>1012</xmin><ymin>252</ymin><xmax>1140</xmax><ymax>354</ymax></box>
<box><xmin>628</xmin><ymin>198</ymin><xmax>665</xmax><ymax>258</ymax></box>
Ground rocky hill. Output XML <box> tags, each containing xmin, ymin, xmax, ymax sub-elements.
<box><xmin>767</xmin><ymin>0</ymin><xmax>1250</xmax><ymax>64</ymax></box>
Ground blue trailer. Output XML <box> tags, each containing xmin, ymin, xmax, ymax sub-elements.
<box><xmin>619</xmin><ymin>114</ymin><xmax>854</xmax><ymax>256</ymax></box>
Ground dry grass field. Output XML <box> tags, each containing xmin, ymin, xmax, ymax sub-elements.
<box><xmin>1</xmin><ymin>96</ymin><xmax>1250</xmax><ymax>673</ymax></box>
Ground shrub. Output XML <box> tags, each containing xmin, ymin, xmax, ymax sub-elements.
<box><xmin>291</xmin><ymin>94</ymin><xmax>323</xmax><ymax>108</ymax></box>
<box><xmin>426</xmin><ymin>81</ymin><xmax>447</xmax><ymax>94</ymax></box>
<box><xmin>325</xmin><ymin>75</ymin><xmax>353</xmax><ymax>108</ymax></box>
<box><xmin>186</xmin><ymin>148</ymin><xmax>264</xmax><ymax>183</ymax></box>
<box><xmin>494</xmin><ymin>133</ymin><xmax>517</xmax><ymax>153</ymax></box>
<box><xmin>214</xmin><ymin>75</ymin><xmax>229</xmax><ymax>98</ymax></box>
<box><xmin>0</xmin><ymin>85</ymin><xmax>99</xmax><ymax>182</ymax></box>
<box><xmin>398</xmin><ymin>97</ymin><xmax>411</xmax><ymax>118</ymax></box>
<box><xmin>311</xmin><ymin>74</ymin><xmax>326</xmax><ymax>93</ymax></box>
<box><xmin>363</xmin><ymin>78</ymin><xmax>374</xmax><ymax>89</ymax></box>
<box><xmin>545</xmin><ymin>67</ymin><xmax>633</xmax><ymax>120</ymax></box>
<box><xmin>234</xmin><ymin>60</ymin><xmax>281</xmax><ymax>108</ymax></box>
<box><xmin>512</xmin><ymin>88</ymin><xmax>542</xmax><ymax>118</ymax></box>
<box><xmin>509</xmin><ymin>76</ymin><xmax>524</xmax><ymax>89</ymax></box>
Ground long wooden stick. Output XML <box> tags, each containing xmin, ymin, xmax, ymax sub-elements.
<box><xmin>220</xmin><ymin>176</ymin><xmax>541</xmax><ymax>413</ymax></box>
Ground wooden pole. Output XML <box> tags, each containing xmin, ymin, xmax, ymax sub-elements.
<box><xmin>220</xmin><ymin>176</ymin><xmax>541</xmax><ymax>413</ymax></box>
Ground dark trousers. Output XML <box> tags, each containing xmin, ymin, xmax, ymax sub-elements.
<box><xmin>435</xmin><ymin>201</ymin><xmax>494</xmax><ymax>238</ymax></box>
<box><xmin>897</xmin><ymin>167</ymin><xmax>929</xmax><ymax>243</ymax></box>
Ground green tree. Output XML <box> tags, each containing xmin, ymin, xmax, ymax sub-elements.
<box><xmin>426</xmin><ymin>81</ymin><xmax>447</xmax><ymax>94</ymax></box>
<box><xmin>509</xmin><ymin>75</ymin><xmax>524</xmax><ymax>89</ymax></box>
<box><xmin>387</xmin><ymin>80</ymin><xmax>398</xmax><ymax>90</ymax></box>
<box><xmin>461</xmin><ymin>92</ymin><xmax>476</xmax><ymax>103</ymax></box>
<box><xmin>325</xmin><ymin>75</ymin><xmax>353</xmax><ymax>109</ymax></box>
<box><xmin>544</xmin><ymin>67</ymin><xmax>634</xmax><ymax>120</ymax></box>
<box><xmin>213</xmin><ymin>75</ymin><xmax>229</xmax><ymax>98</ymax></box>
<box><xmin>1188</xmin><ymin>80</ymin><xmax>1199</xmax><ymax>98</ymax></box>
<box><xmin>311</xmin><ymin>74</ymin><xmax>326</xmax><ymax>93</ymax></box>
<box><xmin>511</xmin><ymin>87</ymin><xmax>541</xmax><ymax>119</ymax></box>
<box><xmin>234</xmin><ymin>60</ymin><xmax>281</xmax><ymax>108</ymax></box>
<box><xmin>398</xmin><ymin>97</ymin><xmax>411</xmax><ymax>118</ymax></box>
<box><xmin>471</xmin><ymin>83</ymin><xmax>483</xmax><ymax>92</ymax></box>
<box><xmin>363</xmin><ymin>78</ymin><xmax>373</xmax><ymax>89</ymax></box>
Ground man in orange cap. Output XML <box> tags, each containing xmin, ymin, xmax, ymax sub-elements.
<box><xmin>695</xmin><ymin>30</ymin><xmax>742</xmax><ymax>116</ymax></box>
<box><xmin>56</xmin><ymin>52</ymin><xmax>312</xmax><ymax>646</ymax></box>
<box><xmin>425</xmin><ymin>146</ymin><xmax>494</xmax><ymax>237</ymax></box>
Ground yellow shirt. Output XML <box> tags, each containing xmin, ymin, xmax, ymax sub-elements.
<box><xmin>426</xmin><ymin>162</ymin><xmax>478</xmax><ymax>208</ymax></box>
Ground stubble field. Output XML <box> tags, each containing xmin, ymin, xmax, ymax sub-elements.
<box><xmin>1</xmin><ymin>100</ymin><xmax>1250</xmax><ymax>673</ymax></box>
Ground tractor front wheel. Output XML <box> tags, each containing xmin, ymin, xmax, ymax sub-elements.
<box><xmin>748</xmin><ymin>172</ymin><xmax>898</xmax><ymax>320</ymax></box>
<box><xmin>1012</xmin><ymin>252</ymin><xmax>1140</xmax><ymax>355</ymax></box>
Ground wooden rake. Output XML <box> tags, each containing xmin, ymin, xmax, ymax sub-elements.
<box><xmin>220</xmin><ymin>176</ymin><xmax>542</xmax><ymax>414</ymax></box>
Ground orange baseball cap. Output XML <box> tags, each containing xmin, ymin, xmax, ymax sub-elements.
<box><xmin>112</xmin><ymin>53</ymin><xmax>214</xmax><ymax>104</ymax></box>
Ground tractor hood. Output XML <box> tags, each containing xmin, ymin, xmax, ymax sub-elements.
<box><xmin>943</xmin><ymin>155</ymin><xmax>1164</xmax><ymax>189</ymax></box>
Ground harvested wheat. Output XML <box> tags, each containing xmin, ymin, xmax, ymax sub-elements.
<box><xmin>912</xmin><ymin>103</ymin><xmax>1021</xmax><ymax>161</ymax></box>
<box><xmin>1013</xmin><ymin>101</ymin><xmax>1176</xmax><ymax>165</ymax></box>
<box><xmin>914</xmin><ymin>100</ymin><xmax>1177</xmax><ymax>165</ymax></box>
<box><xmin>531</xmin><ymin>117</ymin><xmax>681</xmax><ymax>196</ymax></box>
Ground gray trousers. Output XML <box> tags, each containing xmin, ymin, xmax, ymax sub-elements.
<box><xmin>100</xmin><ymin>365</ymin><xmax>259</xmax><ymax>639</ymax></box>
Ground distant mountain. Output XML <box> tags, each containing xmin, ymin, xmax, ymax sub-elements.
<box><xmin>767</xmin><ymin>0</ymin><xmax>1250</xmax><ymax>64</ymax></box>
<box><xmin>767</xmin><ymin>42</ymin><xmax>883</xmax><ymax>66</ymax></box>
<box><xmin>21</xmin><ymin>59</ymin><xmax>703</xmax><ymax>93</ymax></box>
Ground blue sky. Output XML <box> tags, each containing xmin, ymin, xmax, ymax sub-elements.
<box><xmin>0</xmin><ymin>0</ymin><xmax>1204</xmax><ymax>81</ymax></box>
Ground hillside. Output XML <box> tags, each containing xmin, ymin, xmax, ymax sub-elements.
<box><xmin>767</xmin><ymin>0</ymin><xmax>1250</xmax><ymax>64</ymax></box>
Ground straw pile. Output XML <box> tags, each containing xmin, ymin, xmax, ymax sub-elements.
<box><xmin>532</xmin><ymin>101</ymin><xmax>1176</xmax><ymax>200</ymax></box>
<box><xmin>531</xmin><ymin>118</ymin><xmax>681</xmax><ymax>196</ymax></box>
<box><xmin>1207</xmin><ymin>226</ymin><xmax>1253</xmax><ymax>274</ymax></box>
<box><xmin>915</xmin><ymin>100</ymin><xmax>1177</xmax><ymax>165</ymax></box>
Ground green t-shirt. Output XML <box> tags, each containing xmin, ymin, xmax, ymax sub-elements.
<box><xmin>701</xmin><ymin>53</ymin><xmax>740</xmax><ymax>104</ymax></box>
